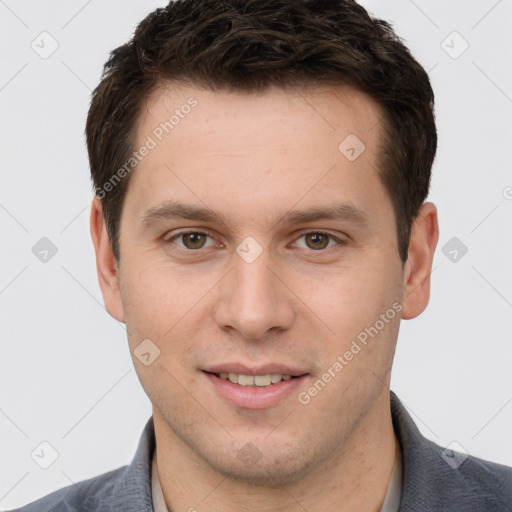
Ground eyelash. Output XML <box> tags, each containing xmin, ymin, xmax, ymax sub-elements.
<box><xmin>165</xmin><ymin>229</ymin><xmax>346</xmax><ymax>254</ymax></box>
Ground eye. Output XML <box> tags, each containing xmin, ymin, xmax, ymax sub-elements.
<box><xmin>167</xmin><ymin>231</ymin><xmax>217</xmax><ymax>250</ymax></box>
<box><xmin>165</xmin><ymin>229</ymin><xmax>346</xmax><ymax>254</ymax></box>
<box><xmin>292</xmin><ymin>231</ymin><xmax>344</xmax><ymax>251</ymax></box>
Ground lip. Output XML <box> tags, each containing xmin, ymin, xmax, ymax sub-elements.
<box><xmin>203</xmin><ymin>371</ymin><xmax>309</xmax><ymax>409</ymax></box>
<box><xmin>203</xmin><ymin>362</ymin><xmax>308</xmax><ymax>377</ymax></box>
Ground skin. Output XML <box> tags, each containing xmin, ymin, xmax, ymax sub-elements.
<box><xmin>91</xmin><ymin>83</ymin><xmax>438</xmax><ymax>511</ymax></box>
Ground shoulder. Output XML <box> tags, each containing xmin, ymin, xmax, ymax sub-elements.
<box><xmin>420</xmin><ymin>436</ymin><xmax>512</xmax><ymax>511</ymax></box>
<box><xmin>391</xmin><ymin>391</ymin><xmax>512</xmax><ymax>511</ymax></box>
<box><xmin>4</xmin><ymin>465</ymin><xmax>128</xmax><ymax>512</ymax></box>
<box><xmin>4</xmin><ymin>416</ymin><xmax>155</xmax><ymax>512</ymax></box>
<box><xmin>422</xmin><ymin>436</ymin><xmax>512</xmax><ymax>510</ymax></box>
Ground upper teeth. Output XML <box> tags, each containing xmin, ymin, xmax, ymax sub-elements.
<box><xmin>218</xmin><ymin>373</ymin><xmax>293</xmax><ymax>387</ymax></box>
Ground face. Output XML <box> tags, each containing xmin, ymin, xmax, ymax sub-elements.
<box><xmin>93</xmin><ymin>82</ymin><xmax>433</xmax><ymax>486</ymax></box>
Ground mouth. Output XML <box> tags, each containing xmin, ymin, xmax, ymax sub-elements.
<box><xmin>205</xmin><ymin>371</ymin><xmax>301</xmax><ymax>387</ymax></box>
<box><xmin>202</xmin><ymin>365</ymin><xmax>310</xmax><ymax>409</ymax></box>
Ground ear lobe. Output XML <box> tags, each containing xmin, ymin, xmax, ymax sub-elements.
<box><xmin>90</xmin><ymin>198</ymin><xmax>125</xmax><ymax>323</ymax></box>
<box><xmin>401</xmin><ymin>202</ymin><xmax>439</xmax><ymax>320</ymax></box>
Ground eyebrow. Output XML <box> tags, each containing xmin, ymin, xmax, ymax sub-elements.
<box><xmin>139</xmin><ymin>199</ymin><xmax>368</xmax><ymax>230</ymax></box>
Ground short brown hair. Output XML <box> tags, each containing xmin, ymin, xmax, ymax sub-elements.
<box><xmin>86</xmin><ymin>0</ymin><xmax>436</xmax><ymax>263</ymax></box>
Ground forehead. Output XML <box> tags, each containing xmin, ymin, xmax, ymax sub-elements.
<box><xmin>140</xmin><ymin>81</ymin><xmax>383</xmax><ymax>145</ymax></box>
<box><xmin>124</xmin><ymin>82</ymin><xmax>391</xmax><ymax>231</ymax></box>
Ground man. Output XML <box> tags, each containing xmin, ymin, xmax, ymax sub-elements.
<box><xmin>8</xmin><ymin>0</ymin><xmax>512</xmax><ymax>511</ymax></box>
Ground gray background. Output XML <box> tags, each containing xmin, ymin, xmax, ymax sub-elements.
<box><xmin>1</xmin><ymin>0</ymin><xmax>511</xmax><ymax>508</ymax></box>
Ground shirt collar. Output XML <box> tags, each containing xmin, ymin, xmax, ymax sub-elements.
<box><xmin>379</xmin><ymin>436</ymin><xmax>403</xmax><ymax>512</ymax></box>
<box><xmin>151</xmin><ymin>452</ymin><xmax>169</xmax><ymax>512</ymax></box>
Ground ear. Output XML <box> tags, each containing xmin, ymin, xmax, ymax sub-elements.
<box><xmin>90</xmin><ymin>198</ymin><xmax>125</xmax><ymax>323</ymax></box>
<box><xmin>401</xmin><ymin>202</ymin><xmax>439</xmax><ymax>320</ymax></box>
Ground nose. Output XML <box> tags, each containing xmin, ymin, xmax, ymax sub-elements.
<box><xmin>213</xmin><ymin>248</ymin><xmax>295</xmax><ymax>341</ymax></box>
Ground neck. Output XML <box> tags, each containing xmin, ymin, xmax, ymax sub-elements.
<box><xmin>154</xmin><ymin>394</ymin><xmax>397</xmax><ymax>512</ymax></box>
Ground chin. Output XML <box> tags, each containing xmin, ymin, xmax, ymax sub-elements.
<box><xmin>215</xmin><ymin>460</ymin><xmax>309</xmax><ymax>488</ymax></box>
<box><xmin>206</xmin><ymin>442</ymin><xmax>318</xmax><ymax>488</ymax></box>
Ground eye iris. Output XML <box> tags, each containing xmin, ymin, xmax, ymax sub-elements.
<box><xmin>183</xmin><ymin>233</ymin><xmax>207</xmax><ymax>249</ymax></box>
<box><xmin>305</xmin><ymin>233</ymin><xmax>329</xmax><ymax>250</ymax></box>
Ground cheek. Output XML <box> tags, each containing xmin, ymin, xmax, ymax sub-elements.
<box><xmin>119</xmin><ymin>260</ymin><xmax>216</xmax><ymax>361</ymax></box>
<box><xmin>296</xmin><ymin>267</ymin><xmax>401</xmax><ymax>414</ymax></box>
<box><xmin>120</xmin><ymin>266</ymin><xmax>206</xmax><ymax>400</ymax></box>
<box><xmin>312</xmin><ymin>257</ymin><xmax>401</xmax><ymax>333</ymax></box>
